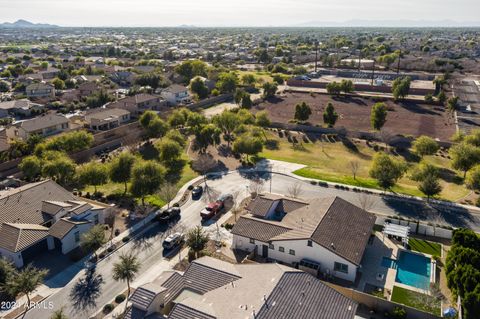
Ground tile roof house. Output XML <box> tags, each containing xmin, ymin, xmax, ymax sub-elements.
<box><xmin>6</xmin><ymin>113</ymin><xmax>70</xmax><ymax>140</ymax></box>
<box><xmin>25</xmin><ymin>82</ymin><xmax>55</xmax><ymax>99</ymax></box>
<box><xmin>0</xmin><ymin>99</ymin><xmax>45</xmax><ymax>118</ymax></box>
<box><xmin>160</xmin><ymin>84</ymin><xmax>192</xmax><ymax>106</ymax></box>
<box><xmin>125</xmin><ymin>256</ymin><xmax>358</xmax><ymax>319</ymax></box>
<box><xmin>0</xmin><ymin>180</ymin><xmax>109</xmax><ymax>267</ymax></box>
<box><xmin>106</xmin><ymin>94</ymin><xmax>166</xmax><ymax>117</ymax></box>
<box><xmin>84</xmin><ymin>108</ymin><xmax>131</xmax><ymax>131</ymax></box>
<box><xmin>231</xmin><ymin>194</ymin><xmax>375</xmax><ymax>283</ymax></box>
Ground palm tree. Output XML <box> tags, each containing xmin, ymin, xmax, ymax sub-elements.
<box><xmin>50</xmin><ymin>308</ymin><xmax>68</xmax><ymax>319</ymax></box>
<box><xmin>112</xmin><ymin>253</ymin><xmax>141</xmax><ymax>312</ymax></box>
<box><xmin>2</xmin><ymin>264</ymin><xmax>48</xmax><ymax>317</ymax></box>
<box><xmin>186</xmin><ymin>226</ymin><xmax>210</xmax><ymax>259</ymax></box>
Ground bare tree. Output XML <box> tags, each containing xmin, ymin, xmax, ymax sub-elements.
<box><xmin>191</xmin><ymin>153</ymin><xmax>217</xmax><ymax>187</ymax></box>
<box><xmin>249</xmin><ymin>178</ymin><xmax>265</xmax><ymax>198</ymax></box>
<box><xmin>230</xmin><ymin>190</ymin><xmax>241</xmax><ymax>222</ymax></box>
<box><xmin>157</xmin><ymin>182</ymin><xmax>178</xmax><ymax>208</ymax></box>
<box><xmin>379</xmin><ymin>129</ymin><xmax>394</xmax><ymax>153</ymax></box>
<box><xmin>413</xmin><ymin>283</ymin><xmax>445</xmax><ymax>312</ymax></box>
<box><xmin>287</xmin><ymin>182</ymin><xmax>304</xmax><ymax>198</ymax></box>
<box><xmin>357</xmin><ymin>193</ymin><xmax>377</xmax><ymax>212</ymax></box>
<box><xmin>349</xmin><ymin>160</ymin><xmax>360</xmax><ymax>180</ymax></box>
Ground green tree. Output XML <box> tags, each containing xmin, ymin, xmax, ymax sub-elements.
<box><xmin>255</xmin><ymin>111</ymin><xmax>271</xmax><ymax>128</ymax></box>
<box><xmin>81</xmin><ymin>225</ymin><xmax>107</xmax><ymax>259</ymax></box>
<box><xmin>19</xmin><ymin>155</ymin><xmax>42</xmax><ymax>181</ymax></box>
<box><xmin>466</xmin><ymin>165</ymin><xmax>480</xmax><ymax>191</ymax></box>
<box><xmin>326</xmin><ymin>82</ymin><xmax>342</xmax><ymax>96</ymax></box>
<box><xmin>412</xmin><ymin>136</ymin><xmax>439</xmax><ymax>157</ymax></box>
<box><xmin>369</xmin><ymin>153</ymin><xmax>405</xmax><ymax>191</ymax></box>
<box><xmin>370</xmin><ymin>102</ymin><xmax>388</xmax><ymax>131</ymax></box>
<box><xmin>186</xmin><ymin>226</ymin><xmax>210</xmax><ymax>259</ymax></box>
<box><xmin>190</xmin><ymin>77</ymin><xmax>209</xmax><ymax>99</ymax></box>
<box><xmin>262</xmin><ymin>82</ymin><xmax>278</xmax><ymax>99</ymax></box>
<box><xmin>112</xmin><ymin>252</ymin><xmax>140</xmax><ymax>312</ymax></box>
<box><xmin>213</xmin><ymin>110</ymin><xmax>240</xmax><ymax>147</ymax></box>
<box><xmin>216</xmin><ymin>72</ymin><xmax>238</xmax><ymax>93</ymax></box>
<box><xmin>195</xmin><ymin>124</ymin><xmax>221</xmax><ymax>152</ymax></box>
<box><xmin>77</xmin><ymin>161</ymin><xmax>108</xmax><ymax>194</ymax></box>
<box><xmin>2</xmin><ymin>265</ymin><xmax>48</xmax><ymax>315</ymax></box>
<box><xmin>437</xmin><ymin>91</ymin><xmax>447</xmax><ymax>105</ymax></box>
<box><xmin>0</xmin><ymin>80</ymin><xmax>10</xmax><ymax>92</ymax></box>
<box><xmin>424</xmin><ymin>93</ymin><xmax>434</xmax><ymax>103</ymax></box>
<box><xmin>109</xmin><ymin>152</ymin><xmax>136</xmax><ymax>195</ymax></box>
<box><xmin>168</xmin><ymin>108</ymin><xmax>191</xmax><ymax>128</ymax></box>
<box><xmin>165</xmin><ymin>130</ymin><xmax>186</xmax><ymax>147</ymax></box>
<box><xmin>41</xmin><ymin>152</ymin><xmax>75</xmax><ymax>185</ymax></box>
<box><xmin>241</xmin><ymin>74</ymin><xmax>256</xmax><ymax>87</ymax></box>
<box><xmin>241</xmin><ymin>93</ymin><xmax>253</xmax><ymax>109</ymax></box>
<box><xmin>340</xmin><ymin>79</ymin><xmax>354</xmax><ymax>94</ymax></box>
<box><xmin>139</xmin><ymin>110</ymin><xmax>157</xmax><ymax>128</ymax></box>
<box><xmin>175</xmin><ymin>60</ymin><xmax>207</xmax><ymax>83</ymax></box>
<box><xmin>294</xmin><ymin>101</ymin><xmax>312</xmax><ymax>122</ymax></box>
<box><xmin>145</xmin><ymin>117</ymin><xmax>169</xmax><ymax>139</ymax></box>
<box><xmin>156</xmin><ymin>139</ymin><xmax>182</xmax><ymax>164</ymax></box>
<box><xmin>464</xmin><ymin>129</ymin><xmax>480</xmax><ymax>147</ymax></box>
<box><xmin>392</xmin><ymin>76</ymin><xmax>411</xmax><ymax>101</ymax></box>
<box><xmin>323</xmin><ymin>102</ymin><xmax>338</xmax><ymax>127</ymax></box>
<box><xmin>447</xmin><ymin>96</ymin><xmax>459</xmax><ymax>112</ymax></box>
<box><xmin>233</xmin><ymin>135</ymin><xmax>263</xmax><ymax>161</ymax></box>
<box><xmin>418</xmin><ymin>174</ymin><xmax>442</xmax><ymax>200</ymax></box>
<box><xmin>410</xmin><ymin>162</ymin><xmax>439</xmax><ymax>182</ymax></box>
<box><xmin>130</xmin><ymin>161</ymin><xmax>166</xmax><ymax>205</ymax></box>
<box><xmin>449</xmin><ymin>142</ymin><xmax>480</xmax><ymax>178</ymax></box>
<box><xmin>52</xmin><ymin>78</ymin><xmax>65</xmax><ymax>90</ymax></box>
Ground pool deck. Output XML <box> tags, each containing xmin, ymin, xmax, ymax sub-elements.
<box><xmin>359</xmin><ymin>232</ymin><xmax>436</xmax><ymax>299</ymax></box>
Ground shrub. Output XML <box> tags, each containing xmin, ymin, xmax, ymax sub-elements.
<box><xmin>115</xmin><ymin>294</ymin><xmax>126</xmax><ymax>303</ymax></box>
<box><xmin>310</xmin><ymin>180</ymin><xmax>317</xmax><ymax>185</ymax></box>
<box><xmin>103</xmin><ymin>304</ymin><xmax>114</xmax><ymax>314</ymax></box>
<box><xmin>122</xmin><ymin>236</ymin><xmax>130</xmax><ymax>243</ymax></box>
<box><xmin>391</xmin><ymin>306</ymin><xmax>407</xmax><ymax>319</ymax></box>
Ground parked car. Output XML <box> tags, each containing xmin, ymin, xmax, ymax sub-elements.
<box><xmin>200</xmin><ymin>201</ymin><xmax>224</xmax><ymax>220</ymax></box>
<box><xmin>157</xmin><ymin>207</ymin><xmax>181</xmax><ymax>223</ymax></box>
<box><xmin>191</xmin><ymin>185</ymin><xmax>203</xmax><ymax>199</ymax></box>
<box><xmin>162</xmin><ymin>232</ymin><xmax>184</xmax><ymax>250</ymax></box>
<box><xmin>295</xmin><ymin>75</ymin><xmax>311</xmax><ymax>81</ymax></box>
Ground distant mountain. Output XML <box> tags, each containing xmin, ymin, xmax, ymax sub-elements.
<box><xmin>0</xmin><ymin>19</ymin><xmax>59</xmax><ymax>28</ymax></box>
<box><xmin>294</xmin><ymin>19</ymin><xmax>480</xmax><ymax>28</ymax></box>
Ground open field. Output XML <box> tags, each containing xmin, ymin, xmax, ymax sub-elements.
<box><xmin>391</xmin><ymin>286</ymin><xmax>441</xmax><ymax>315</ymax></box>
<box><xmin>258</xmin><ymin>131</ymin><xmax>470</xmax><ymax>202</ymax></box>
<box><xmin>254</xmin><ymin>92</ymin><xmax>456</xmax><ymax>141</ymax></box>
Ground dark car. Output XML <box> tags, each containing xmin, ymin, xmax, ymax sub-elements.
<box><xmin>191</xmin><ymin>185</ymin><xmax>203</xmax><ymax>199</ymax></box>
<box><xmin>157</xmin><ymin>207</ymin><xmax>181</xmax><ymax>223</ymax></box>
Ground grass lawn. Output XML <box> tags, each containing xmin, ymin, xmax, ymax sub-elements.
<box><xmin>259</xmin><ymin>132</ymin><xmax>470</xmax><ymax>202</ymax></box>
<box><xmin>391</xmin><ymin>286</ymin><xmax>441</xmax><ymax>315</ymax></box>
<box><xmin>409</xmin><ymin>238</ymin><xmax>442</xmax><ymax>257</ymax></box>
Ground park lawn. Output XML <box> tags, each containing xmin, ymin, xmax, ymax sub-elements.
<box><xmin>409</xmin><ymin>238</ymin><xmax>442</xmax><ymax>257</ymax></box>
<box><xmin>259</xmin><ymin>132</ymin><xmax>470</xmax><ymax>202</ymax></box>
<box><xmin>391</xmin><ymin>286</ymin><xmax>441</xmax><ymax>315</ymax></box>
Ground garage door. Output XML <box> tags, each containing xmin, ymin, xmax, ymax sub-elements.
<box><xmin>21</xmin><ymin>239</ymin><xmax>48</xmax><ymax>265</ymax></box>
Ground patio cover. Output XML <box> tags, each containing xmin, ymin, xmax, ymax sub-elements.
<box><xmin>383</xmin><ymin>223</ymin><xmax>410</xmax><ymax>243</ymax></box>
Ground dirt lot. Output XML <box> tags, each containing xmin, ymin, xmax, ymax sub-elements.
<box><xmin>254</xmin><ymin>92</ymin><xmax>456</xmax><ymax>141</ymax></box>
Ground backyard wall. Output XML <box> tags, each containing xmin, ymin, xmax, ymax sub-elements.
<box><xmin>375</xmin><ymin>215</ymin><xmax>453</xmax><ymax>239</ymax></box>
<box><xmin>323</xmin><ymin>282</ymin><xmax>441</xmax><ymax>319</ymax></box>
<box><xmin>187</xmin><ymin>94</ymin><xmax>233</xmax><ymax>110</ymax></box>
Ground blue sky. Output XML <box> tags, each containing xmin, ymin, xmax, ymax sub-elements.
<box><xmin>0</xmin><ymin>0</ymin><xmax>479</xmax><ymax>27</ymax></box>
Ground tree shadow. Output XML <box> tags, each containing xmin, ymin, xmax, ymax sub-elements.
<box><xmin>69</xmin><ymin>266</ymin><xmax>104</xmax><ymax>313</ymax></box>
<box><xmin>438</xmin><ymin>167</ymin><xmax>463</xmax><ymax>185</ymax></box>
<box><xmin>165</xmin><ymin>159</ymin><xmax>187</xmax><ymax>184</ymax></box>
<box><xmin>139</xmin><ymin>141</ymin><xmax>159</xmax><ymax>160</ymax></box>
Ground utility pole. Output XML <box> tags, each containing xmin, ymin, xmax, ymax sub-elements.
<box><xmin>314</xmin><ymin>41</ymin><xmax>319</xmax><ymax>73</ymax></box>
<box><xmin>371</xmin><ymin>59</ymin><xmax>376</xmax><ymax>86</ymax></box>
<box><xmin>397</xmin><ymin>50</ymin><xmax>401</xmax><ymax>74</ymax></box>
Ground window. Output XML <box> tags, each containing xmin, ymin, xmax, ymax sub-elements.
<box><xmin>74</xmin><ymin>231</ymin><xmax>80</xmax><ymax>243</ymax></box>
<box><xmin>289</xmin><ymin>249</ymin><xmax>295</xmax><ymax>255</ymax></box>
<box><xmin>279</xmin><ymin>246</ymin><xmax>285</xmax><ymax>253</ymax></box>
<box><xmin>249</xmin><ymin>238</ymin><xmax>255</xmax><ymax>244</ymax></box>
<box><xmin>307</xmin><ymin>240</ymin><xmax>312</xmax><ymax>247</ymax></box>
<box><xmin>334</xmin><ymin>262</ymin><xmax>349</xmax><ymax>274</ymax></box>
<box><xmin>269</xmin><ymin>243</ymin><xmax>274</xmax><ymax>250</ymax></box>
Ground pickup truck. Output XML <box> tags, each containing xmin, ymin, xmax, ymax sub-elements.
<box><xmin>200</xmin><ymin>193</ymin><xmax>232</xmax><ymax>220</ymax></box>
<box><xmin>200</xmin><ymin>201</ymin><xmax>224</xmax><ymax>220</ymax></box>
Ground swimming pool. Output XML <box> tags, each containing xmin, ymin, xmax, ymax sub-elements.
<box><xmin>381</xmin><ymin>251</ymin><xmax>431</xmax><ymax>289</ymax></box>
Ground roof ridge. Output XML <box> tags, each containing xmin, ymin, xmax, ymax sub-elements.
<box><xmin>190</xmin><ymin>259</ymin><xmax>242</xmax><ymax>279</ymax></box>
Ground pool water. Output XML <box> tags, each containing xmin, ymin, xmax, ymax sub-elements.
<box><xmin>381</xmin><ymin>251</ymin><xmax>431</xmax><ymax>289</ymax></box>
